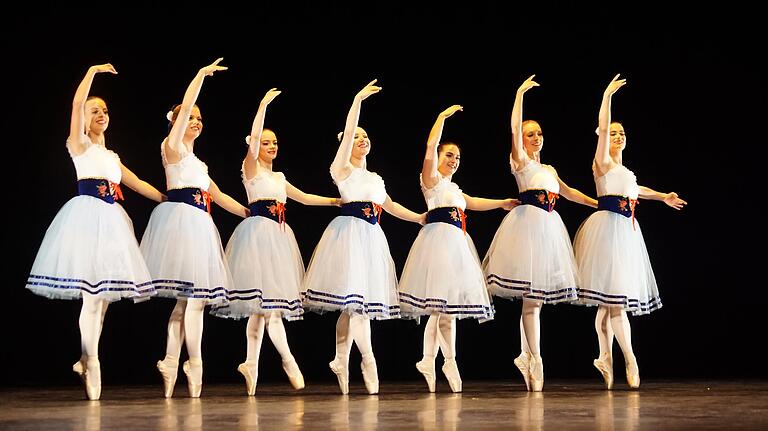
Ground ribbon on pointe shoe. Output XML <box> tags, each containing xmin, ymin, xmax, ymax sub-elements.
<box><xmin>329</xmin><ymin>358</ymin><xmax>349</xmax><ymax>395</ymax></box>
<box><xmin>361</xmin><ymin>359</ymin><xmax>380</xmax><ymax>395</ymax></box>
<box><xmin>514</xmin><ymin>353</ymin><xmax>531</xmax><ymax>391</ymax></box>
<box><xmin>157</xmin><ymin>359</ymin><xmax>179</xmax><ymax>398</ymax></box>
<box><xmin>237</xmin><ymin>362</ymin><xmax>258</xmax><ymax>396</ymax></box>
<box><xmin>416</xmin><ymin>359</ymin><xmax>436</xmax><ymax>393</ymax></box>
<box><xmin>183</xmin><ymin>358</ymin><xmax>203</xmax><ymax>398</ymax></box>
<box><xmin>442</xmin><ymin>359</ymin><xmax>463</xmax><ymax>393</ymax></box>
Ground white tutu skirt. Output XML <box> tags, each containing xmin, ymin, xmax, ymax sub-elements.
<box><xmin>482</xmin><ymin>206</ymin><xmax>579</xmax><ymax>303</ymax></box>
<box><xmin>574</xmin><ymin>211</ymin><xmax>661</xmax><ymax>315</ymax></box>
<box><xmin>140</xmin><ymin>202</ymin><xmax>231</xmax><ymax>305</ymax></box>
<box><xmin>399</xmin><ymin>223</ymin><xmax>493</xmax><ymax>321</ymax></box>
<box><xmin>211</xmin><ymin>217</ymin><xmax>304</xmax><ymax>320</ymax></box>
<box><xmin>302</xmin><ymin>216</ymin><xmax>400</xmax><ymax>320</ymax></box>
<box><xmin>26</xmin><ymin>196</ymin><xmax>155</xmax><ymax>302</ymax></box>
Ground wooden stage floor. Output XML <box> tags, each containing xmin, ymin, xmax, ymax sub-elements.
<box><xmin>1</xmin><ymin>380</ymin><xmax>766</xmax><ymax>430</ymax></box>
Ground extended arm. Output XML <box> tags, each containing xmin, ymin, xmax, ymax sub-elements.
<box><xmin>286</xmin><ymin>182</ymin><xmax>340</xmax><ymax>206</ymax></box>
<box><xmin>638</xmin><ymin>186</ymin><xmax>687</xmax><ymax>210</ymax></box>
<box><xmin>119</xmin><ymin>164</ymin><xmax>166</xmax><ymax>202</ymax></box>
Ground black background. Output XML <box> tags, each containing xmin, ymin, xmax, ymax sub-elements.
<box><xmin>3</xmin><ymin>3</ymin><xmax>763</xmax><ymax>388</ymax></box>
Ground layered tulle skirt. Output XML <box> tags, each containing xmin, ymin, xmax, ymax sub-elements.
<box><xmin>573</xmin><ymin>211</ymin><xmax>661</xmax><ymax>315</ymax></box>
<box><xmin>140</xmin><ymin>202</ymin><xmax>231</xmax><ymax>305</ymax></box>
<box><xmin>399</xmin><ymin>222</ymin><xmax>493</xmax><ymax>321</ymax></box>
<box><xmin>302</xmin><ymin>216</ymin><xmax>400</xmax><ymax>320</ymax></box>
<box><xmin>482</xmin><ymin>205</ymin><xmax>579</xmax><ymax>303</ymax></box>
<box><xmin>211</xmin><ymin>216</ymin><xmax>304</xmax><ymax>320</ymax></box>
<box><xmin>26</xmin><ymin>196</ymin><xmax>154</xmax><ymax>302</ymax></box>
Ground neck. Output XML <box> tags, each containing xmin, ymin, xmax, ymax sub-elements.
<box><xmin>87</xmin><ymin>131</ymin><xmax>105</xmax><ymax>146</ymax></box>
<box><xmin>350</xmin><ymin>155</ymin><xmax>365</xmax><ymax>168</ymax></box>
<box><xmin>611</xmin><ymin>151</ymin><xmax>623</xmax><ymax>165</ymax></box>
<box><xmin>528</xmin><ymin>150</ymin><xmax>541</xmax><ymax>162</ymax></box>
<box><xmin>258</xmin><ymin>157</ymin><xmax>273</xmax><ymax>171</ymax></box>
<box><xmin>182</xmin><ymin>137</ymin><xmax>195</xmax><ymax>152</ymax></box>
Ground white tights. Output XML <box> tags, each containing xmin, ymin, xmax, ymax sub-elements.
<box><xmin>334</xmin><ymin>312</ymin><xmax>375</xmax><ymax>365</ymax></box>
<box><xmin>161</xmin><ymin>299</ymin><xmax>206</xmax><ymax>363</ymax></box>
<box><xmin>244</xmin><ymin>312</ymin><xmax>296</xmax><ymax>365</ymax></box>
<box><xmin>421</xmin><ymin>314</ymin><xmax>456</xmax><ymax>362</ymax></box>
<box><xmin>519</xmin><ymin>300</ymin><xmax>542</xmax><ymax>358</ymax></box>
<box><xmin>78</xmin><ymin>293</ymin><xmax>109</xmax><ymax>360</ymax></box>
<box><xmin>595</xmin><ymin>305</ymin><xmax>636</xmax><ymax>365</ymax></box>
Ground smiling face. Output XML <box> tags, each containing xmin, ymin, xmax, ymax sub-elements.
<box><xmin>184</xmin><ymin>106</ymin><xmax>203</xmax><ymax>140</ymax></box>
<box><xmin>85</xmin><ymin>97</ymin><xmax>109</xmax><ymax>135</ymax></box>
<box><xmin>258</xmin><ymin>129</ymin><xmax>278</xmax><ymax>162</ymax></box>
<box><xmin>521</xmin><ymin>120</ymin><xmax>543</xmax><ymax>156</ymax></box>
<box><xmin>350</xmin><ymin>127</ymin><xmax>371</xmax><ymax>159</ymax></box>
<box><xmin>609</xmin><ymin>122</ymin><xmax>626</xmax><ymax>155</ymax></box>
<box><xmin>170</xmin><ymin>104</ymin><xmax>203</xmax><ymax>140</ymax></box>
<box><xmin>437</xmin><ymin>143</ymin><xmax>461</xmax><ymax>177</ymax></box>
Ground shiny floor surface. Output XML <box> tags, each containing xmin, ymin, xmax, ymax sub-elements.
<box><xmin>1</xmin><ymin>381</ymin><xmax>766</xmax><ymax>430</ymax></box>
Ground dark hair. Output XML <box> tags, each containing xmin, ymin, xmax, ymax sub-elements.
<box><xmin>167</xmin><ymin>103</ymin><xmax>200</xmax><ymax>132</ymax></box>
<box><xmin>437</xmin><ymin>141</ymin><xmax>461</xmax><ymax>155</ymax></box>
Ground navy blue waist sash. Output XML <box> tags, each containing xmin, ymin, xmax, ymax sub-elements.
<box><xmin>598</xmin><ymin>195</ymin><xmax>638</xmax><ymax>219</ymax></box>
<box><xmin>340</xmin><ymin>201</ymin><xmax>381</xmax><ymax>225</ymax></box>
<box><xmin>426</xmin><ymin>206</ymin><xmax>466</xmax><ymax>232</ymax></box>
<box><xmin>249</xmin><ymin>199</ymin><xmax>285</xmax><ymax>224</ymax></box>
<box><xmin>519</xmin><ymin>189</ymin><xmax>559</xmax><ymax>212</ymax></box>
<box><xmin>167</xmin><ymin>187</ymin><xmax>211</xmax><ymax>213</ymax></box>
<box><xmin>77</xmin><ymin>178</ymin><xmax>123</xmax><ymax>204</ymax></box>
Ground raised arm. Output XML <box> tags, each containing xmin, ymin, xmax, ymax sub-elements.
<box><xmin>381</xmin><ymin>195</ymin><xmax>425</xmax><ymax>225</ymax></box>
<box><xmin>286</xmin><ymin>182</ymin><xmax>340</xmax><ymax>206</ymax></box>
<box><xmin>68</xmin><ymin>64</ymin><xmax>117</xmax><ymax>155</ymax></box>
<box><xmin>244</xmin><ymin>88</ymin><xmax>281</xmax><ymax>176</ymax></box>
<box><xmin>638</xmin><ymin>186</ymin><xmax>687</xmax><ymax>210</ymax></box>
<box><xmin>594</xmin><ymin>74</ymin><xmax>627</xmax><ymax>175</ymax></box>
<box><xmin>208</xmin><ymin>179</ymin><xmax>249</xmax><ymax>218</ymax></box>
<box><xmin>463</xmin><ymin>194</ymin><xmax>519</xmax><ymax>211</ymax></box>
<box><xmin>119</xmin><ymin>164</ymin><xmax>166</xmax><ymax>203</ymax></box>
<box><xmin>330</xmin><ymin>79</ymin><xmax>381</xmax><ymax>181</ymax></box>
<box><xmin>510</xmin><ymin>75</ymin><xmax>539</xmax><ymax>170</ymax></box>
<box><xmin>165</xmin><ymin>58</ymin><xmax>227</xmax><ymax>156</ymax></box>
<box><xmin>422</xmin><ymin>105</ymin><xmax>463</xmax><ymax>189</ymax></box>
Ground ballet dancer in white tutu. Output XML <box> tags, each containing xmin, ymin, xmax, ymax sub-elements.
<box><xmin>398</xmin><ymin>104</ymin><xmax>518</xmax><ymax>393</ymax></box>
<box><xmin>302</xmin><ymin>79</ymin><xmax>425</xmax><ymax>395</ymax></box>
<box><xmin>26</xmin><ymin>63</ymin><xmax>165</xmax><ymax>400</ymax></box>
<box><xmin>574</xmin><ymin>74</ymin><xmax>687</xmax><ymax>389</ymax></box>
<box><xmin>140</xmin><ymin>58</ymin><xmax>249</xmax><ymax>398</ymax></box>
<box><xmin>482</xmin><ymin>75</ymin><xmax>598</xmax><ymax>391</ymax></box>
<box><xmin>212</xmin><ymin>87</ymin><xmax>340</xmax><ymax>395</ymax></box>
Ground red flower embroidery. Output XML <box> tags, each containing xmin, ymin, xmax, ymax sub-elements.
<box><xmin>449</xmin><ymin>209</ymin><xmax>460</xmax><ymax>222</ymax></box>
<box><xmin>362</xmin><ymin>207</ymin><xmax>373</xmax><ymax>218</ymax></box>
<box><xmin>619</xmin><ymin>199</ymin><xmax>628</xmax><ymax>211</ymax></box>
<box><xmin>193</xmin><ymin>191</ymin><xmax>203</xmax><ymax>205</ymax></box>
<box><xmin>537</xmin><ymin>192</ymin><xmax>547</xmax><ymax>204</ymax></box>
<box><xmin>97</xmin><ymin>182</ymin><xmax>109</xmax><ymax>197</ymax></box>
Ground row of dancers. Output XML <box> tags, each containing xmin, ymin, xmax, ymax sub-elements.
<box><xmin>26</xmin><ymin>59</ymin><xmax>687</xmax><ymax>400</ymax></box>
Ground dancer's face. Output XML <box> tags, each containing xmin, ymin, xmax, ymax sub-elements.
<box><xmin>437</xmin><ymin>144</ymin><xmax>461</xmax><ymax>176</ymax></box>
<box><xmin>85</xmin><ymin>98</ymin><xmax>109</xmax><ymax>135</ymax></box>
<box><xmin>351</xmin><ymin>127</ymin><xmax>371</xmax><ymax>159</ymax></box>
<box><xmin>184</xmin><ymin>106</ymin><xmax>203</xmax><ymax>140</ymax></box>
<box><xmin>259</xmin><ymin>129</ymin><xmax>279</xmax><ymax>162</ymax></box>
<box><xmin>522</xmin><ymin>121</ymin><xmax>543</xmax><ymax>156</ymax></box>
<box><xmin>609</xmin><ymin>122</ymin><xmax>626</xmax><ymax>155</ymax></box>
